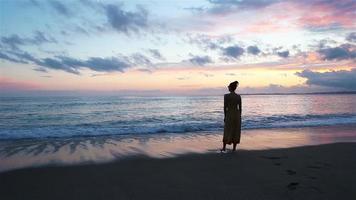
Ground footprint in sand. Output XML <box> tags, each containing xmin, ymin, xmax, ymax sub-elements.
<box><xmin>307</xmin><ymin>165</ymin><xmax>323</xmax><ymax>169</ymax></box>
<box><xmin>305</xmin><ymin>176</ymin><xmax>317</xmax><ymax>180</ymax></box>
<box><xmin>286</xmin><ymin>169</ymin><xmax>296</xmax><ymax>175</ymax></box>
<box><xmin>316</xmin><ymin>161</ymin><xmax>332</xmax><ymax>167</ymax></box>
<box><xmin>307</xmin><ymin>186</ymin><xmax>322</xmax><ymax>193</ymax></box>
<box><xmin>260</xmin><ymin>155</ymin><xmax>289</xmax><ymax>167</ymax></box>
<box><xmin>260</xmin><ymin>155</ymin><xmax>287</xmax><ymax>160</ymax></box>
<box><xmin>307</xmin><ymin>161</ymin><xmax>333</xmax><ymax>170</ymax></box>
<box><xmin>287</xmin><ymin>182</ymin><xmax>299</xmax><ymax>190</ymax></box>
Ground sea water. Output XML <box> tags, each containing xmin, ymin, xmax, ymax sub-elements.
<box><xmin>1</xmin><ymin>94</ymin><xmax>356</xmax><ymax>171</ymax></box>
<box><xmin>1</xmin><ymin>94</ymin><xmax>356</xmax><ymax>140</ymax></box>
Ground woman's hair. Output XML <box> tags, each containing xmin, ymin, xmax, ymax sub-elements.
<box><xmin>228</xmin><ymin>81</ymin><xmax>239</xmax><ymax>91</ymax></box>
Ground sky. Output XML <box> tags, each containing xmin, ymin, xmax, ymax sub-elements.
<box><xmin>0</xmin><ymin>0</ymin><xmax>355</xmax><ymax>95</ymax></box>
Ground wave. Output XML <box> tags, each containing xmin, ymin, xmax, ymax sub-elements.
<box><xmin>243</xmin><ymin>113</ymin><xmax>356</xmax><ymax>129</ymax></box>
<box><xmin>1</xmin><ymin>113</ymin><xmax>356</xmax><ymax>140</ymax></box>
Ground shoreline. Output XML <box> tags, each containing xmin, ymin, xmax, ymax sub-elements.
<box><xmin>1</xmin><ymin>142</ymin><xmax>356</xmax><ymax>200</ymax></box>
<box><xmin>1</xmin><ymin>124</ymin><xmax>356</xmax><ymax>172</ymax></box>
<box><xmin>1</xmin><ymin>123</ymin><xmax>356</xmax><ymax>142</ymax></box>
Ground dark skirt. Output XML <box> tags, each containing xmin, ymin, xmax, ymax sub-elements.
<box><xmin>223</xmin><ymin>111</ymin><xmax>241</xmax><ymax>144</ymax></box>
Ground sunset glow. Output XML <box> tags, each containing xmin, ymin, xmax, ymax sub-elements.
<box><xmin>1</xmin><ymin>0</ymin><xmax>355</xmax><ymax>94</ymax></box>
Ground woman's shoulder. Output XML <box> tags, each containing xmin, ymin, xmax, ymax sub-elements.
<box><xmin>233</xmin><ymin>93</ymin><xmax>241</xmax><ymax>99</ymax></box>
<box><xmin>225</xmin><ymin>92</ymin><xmax>240</xmax><ymax>96</ymax></box>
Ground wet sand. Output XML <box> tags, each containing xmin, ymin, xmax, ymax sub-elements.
<box><xmin>1</xmin><ymin>124</ymin><xmax>356</xmax><ymax>172</ymax></box>
<box><xmin>1</xmin><ymin>142</ymin><xmax>356</xmax><ymax>200</ymax></box>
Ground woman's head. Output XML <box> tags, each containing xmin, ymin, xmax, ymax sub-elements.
<box><xmin>228</xmin><ymin>81</ymin><xmax>239</xmax><ymax>92</ymax></box>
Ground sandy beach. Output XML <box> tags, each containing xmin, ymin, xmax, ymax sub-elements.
<box><xmin>1</xmin><ymin>142</ymin><xmax>356</xmax><ymax>200</ymax></box>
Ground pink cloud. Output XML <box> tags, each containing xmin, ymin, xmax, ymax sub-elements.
<box><xmin>0</xmin><ymin>77</ymin><xmax>41</xmax><ymax>91</ymax></box>
<box><xmin>207</xmin><ymin>0</ymin><xmax>355</xmax><ymax>35</ymax></box>
<box><xmin>296</xmin><ymin>0</ymin><xmax>356</xmax><ymax>30</ymax></box>
<box><xmin>244</xmin><ymin>19</ymin><xmax>294</xmax><ymax>34</ymax></box>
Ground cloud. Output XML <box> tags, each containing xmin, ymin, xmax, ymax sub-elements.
<box><xmin>188</xmin><ymin>55</ymin><xmax>213</xmax><ymax>66</ymax></box>
<box><xmin>318</xmin><ymin>44</ymin><xmax>356</xmax><ymax>60</ymax></box>
<box><xmin>238</xmin><ymin>84</ymin><xmax>340</xmax><ymax>94</ymax></box>
<box><xmin>207</xmin><ymin>0</ymin><xmax>279</xmax><ymax>14</ymax></box>
<box><xmin>33</xmin><ymin>68</ymin><xmax>48</xmax><ymax>73</ymax></box>
<box><xmin>183</xmin><ymin>6</ymin><xmax>205</xmax><ymax>12</ymax></box>
<box><xmin>225</xmin><ymin>73</ymin><xmax>236</xmax><ymax>76</ymax></box>
<box><xmin>346</xmin><ymin>32</ymin><xmax>356</xmax><ymax>43</ymax></box>
<box><xmin>39</xmin><ymin>57</ymin><xmax>80</xmax><ymax>74</ymax></box>
<box><xmin>200</xmin><ymin>72</ymin><xmax>214</xmax><ymax>77</ymax></box>
<box><xmin>130</xmin><ymin>53</ymin><xmax>153</xmax><ymax>67</ymax></box>
<box><xmin>0</xmin><ymin>50</ymin><xmax>43</xmax><ymax>65</ymax></box>
<box><xmin>222</xmin><ymin>45</ymin><xmax>244</xmax><ymax>59</ymax></box>
<box><xmin>1</xmin><ymin>35</ymin><xmax>26</xmax><ymax>50</ymax></box>
<box><xmin>27</xmin><ymin>1</ymin><xmax>156</xmax><ymax>37</ymax></box>
<box><xmin>29</xmin><ymin>0</ymin><xmax>40</xmax><ymax>7</ymax></box>
<box><xmin>208</xmin><ymin>0</ymin><xmax>279</xmax><ymax>9</ymax></box>
<box><xmin>247</xmin><ymin>45</ymin><xmax>261</xmax><ymax>55</ymax></box>
<box><xmin>296</xmin><ymin>68</ymin><xmax>356</xmax><ymax>90</ymax></box>
<box><xmin>0</xmin><ymin>49</ymin><xmax>132</xmax><ymax>75</ymax></box>
<box><xmin>9</xmin><ymin>51</ymin><xmax>42</xmax><ymax>63</ymax></box>
<box><xmin>74</xmin><ymin>25</ymin><xmax>90</xmax><ymax>36</ymax></box>
<box><xmin>297</xmin><ymin>0</ymin><xmax>356</xmax><ymax>31</ymax></box>
<box><xmin>1</xmin><ymin>32</ymin><xmax>57</xmax><ymax>50</ymax></box>
<box><xmin>49</xmin><ymin>0</ymin><xmax>71</xmax><ymax>16</ymax></box>
<box><xmin>136</xmin><ymin>68</ymin><xmax>153</xmax><ymax>73</ymax></box>
<box><xmin>32</xmin><ymin>31</ymin><xmax>57</xmax><ymax>44</ymax></box>
<box><xmin>147</xmin><ymin>49</ymin><xmax>165</xmax><ymax>60</ymax></box>
<box><xmin>312</xmin><ymin>39</ymin><xmax>337</xmax><ymax>49</ymax></box>
<box><xmin>85</xmin><ymin>57</ymin><xmax>132</xmax><ymax>72</ymax></box>
<box><xmin>105</xmin><ymin>4</ymin><xmax>148</xmax><ymax>34</ymax></box>
<box><xmin>186</xmin><ymin>34</ymin><xmax>233</xmax><ymax>51</ymax></box>
<box><xmin>177</xmin><ymin>76</ymin><xmax>190</xmax><ymax>80</ymax></box>
<box><xmin>276</xmin><ymin>50</ymin><xmax>289</xmax><ymax>58</ymax></box>
<box><xmin>191</xmin><ymin>0</ymin><xmax>355</xmax><ymax>33</ymax></box>
<box><xmin>0</xmin><ymin>52</ymin><xmax>28</xmax><ymax>64</ymax></box>
<box><xmin>38</xmin><ymin>56</ymin><xmax>132</xmax><ymax>74</ymax></box>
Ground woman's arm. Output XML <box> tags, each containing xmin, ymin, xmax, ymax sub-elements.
<box><xmin>224</xmin><ymin>95</ymin><xmax>227</xmax><ymax>122</ymax></box>
<box><xmin>238</xmin><ymin>95</ymin><xmax>242</xmax><ymax>115</ymax></box>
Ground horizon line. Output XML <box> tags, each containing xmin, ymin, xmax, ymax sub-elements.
<box><xmin>1</xmin><ymin>90</ymin><xmax>356</xmax><ymax>97</ymax></box>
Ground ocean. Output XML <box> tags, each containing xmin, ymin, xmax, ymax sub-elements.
<box><xmin>1</xmin><ymin>94</ymin><xmax>356</xmax><ymax>140</ymax></box>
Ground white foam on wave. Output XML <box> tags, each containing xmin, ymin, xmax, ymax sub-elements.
<box><xmin>1</xmin><ymin>114</ymin><xmax>356</xmax><ymax>140</ymax></box>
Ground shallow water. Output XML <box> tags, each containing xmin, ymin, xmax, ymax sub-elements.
<box><xmin>1</xmin><ymin>125</ymin><xmax>355</xmax><ymax>172</ymax></box>
<box><xmin>1</xmin><ymin>94</ymin><xmax>356</xmax><ymax>139</ymax></box>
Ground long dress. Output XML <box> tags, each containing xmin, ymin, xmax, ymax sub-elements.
<box><xmin>223</xmin><ymin>92</ymin><xmax>242</xmax><ymax>144</ymax></box>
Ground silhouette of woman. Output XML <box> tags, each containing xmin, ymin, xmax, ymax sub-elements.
<box><xmin>222</xmin><ymin>81</ymin><xmax>242</xmax><ymax>152</ymax></box>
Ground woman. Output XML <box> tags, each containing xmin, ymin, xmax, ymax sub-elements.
<box><xmin>222</xmin><ymin>81</ymin><xmax>242</xmax><ymax>152</ymax></box>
